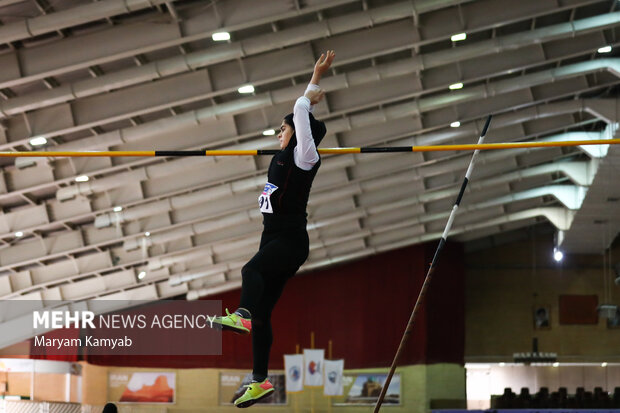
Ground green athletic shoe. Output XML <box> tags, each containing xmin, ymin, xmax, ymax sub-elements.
<box><xmin>212</xmin><ymin>308</ymin><xmax>252</xmax><ymax>335</ymax></box>
<box><xmin>234</xmin><ymin>379</ymin><xmax>275</xmax><ymax>408</ymax></box>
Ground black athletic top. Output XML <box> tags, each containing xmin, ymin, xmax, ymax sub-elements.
<box><xmin>259</xmin><ymin>113</ymin><xmax>326</xmax><ymax>231</ymax></box>
<box><xmin>260</xmin><ymin>147</ymin><xmax>321</xmax><ymax>227</ymax></box>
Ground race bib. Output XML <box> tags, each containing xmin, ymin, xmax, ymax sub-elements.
<box><xmin>258</xmin><ymin>182</ymin><xmax>278</xmax><ymax>213</ymax></box>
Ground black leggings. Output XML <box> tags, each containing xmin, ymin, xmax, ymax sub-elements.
<box><xmin>239</xmin><ymin>227</ymin><xmax>309</xmax><ymax>380</ymax></box>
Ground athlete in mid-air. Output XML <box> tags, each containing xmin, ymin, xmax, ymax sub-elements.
<box><xmin>213</xmin><ymin>50</ymin><xmax>336</xmax><ymax>408</ymax></box>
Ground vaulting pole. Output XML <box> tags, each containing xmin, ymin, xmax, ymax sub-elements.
<box><xmin>372</xmin><ymin>115</ymin><xmax>493</xmax><ymax>413</ymax></box>
<box><xmin>0</xmin><ymin>137</ymin><xmax>616</xmax><ymax>157</ymax></box>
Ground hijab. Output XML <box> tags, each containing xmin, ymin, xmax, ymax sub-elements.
<box><xmin>282</xmin><ymin>112</ymin><xmax>327</xmax><ymax>149</ymax></box>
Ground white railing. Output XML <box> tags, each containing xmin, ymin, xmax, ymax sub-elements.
<box><xmin>0</xmin><ymin>401</ymin><xmax>80</xmax><ymax>413</ymax></box>
<box><xmin>1</xmin><ymin>402</ymin><xmax>169</xmax><ymax>413</ymax></box>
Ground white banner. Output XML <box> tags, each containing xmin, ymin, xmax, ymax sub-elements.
<box><xmin>303</xmin><ymin>349</ymin><xmax>324</xmax><ymax>386</ymax></box>
<box><xmin>323</xmin><ymin>359</ymin><xmax>344</xmax><ymax>396</ymax></box>
<box><xmin>284</xmin><ymin>354</ymin><xmax>304</xmax><ymax>392</ymax></box>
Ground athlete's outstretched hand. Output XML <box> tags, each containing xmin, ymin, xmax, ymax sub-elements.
<box><xmin>310</xmin><ymin>50</ymin><xmax>336</xmax><ymax>85</ymax></box>
<box><xmin>314</xmin><ymin>50</ymin><xmax>335</xmax><ymax>76</ymax></box>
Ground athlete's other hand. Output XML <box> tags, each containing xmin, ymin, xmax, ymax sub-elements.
<box><xmin>305</xmin><ymin>88</ymin><xmax>326</xmax><ymax>105</ymax></box>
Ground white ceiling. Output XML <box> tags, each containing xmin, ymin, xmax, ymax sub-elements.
<box><xmin>0</xmin><ymin>0</ymin><xmax>618</xmax><ymax>315</ymax></box>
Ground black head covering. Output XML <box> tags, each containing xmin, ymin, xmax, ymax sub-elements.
<box><xmin>103</xmin><ymin>403</ymin><xmax>118</xmax><ymax>413</ymax></box>
<box><xmin>283</xmin><ymin>112</ymin><xmax>327</xmax><ymax>148</ymax></box>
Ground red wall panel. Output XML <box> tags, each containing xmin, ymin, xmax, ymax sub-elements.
<box><xmin>83</xmin><ymin>242</ymin><xmax>464</xmax><ymax>369</ymax></box>
<box><xmin>558</xmin><ymin>294</ymin><xmax>599</xmax><ymax>325</ymax></box>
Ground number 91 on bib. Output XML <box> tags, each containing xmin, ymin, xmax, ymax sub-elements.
<box><xmin>258</xmin><ymin>182</ymin><xmax>278</xmax><ymax>213</ymax></box>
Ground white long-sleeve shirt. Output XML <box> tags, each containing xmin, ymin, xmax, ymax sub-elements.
<box><xmin>293</xmin><ymin>83</ymin><xmax>321</xmax><ymax>171</ymax></box>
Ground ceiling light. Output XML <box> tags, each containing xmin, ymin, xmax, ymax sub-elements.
<box><xmin>14</xmin><ymin>231</ymin><xmax>23</xmax><ymax>238</ymax></box>
<box><xmin>597</xmin><ymin>46</ymin><xmax>612</xmax><ymax>54</ymax></box>
<box><xmin>113</xmin><ymin>206</ymin><xmax>123</xmax><ymax>212</ymax></box>
<box><xmin>262</xmin><ymin>129</ymin><xmax>276</xmax><ymax>136</ymax></box>
<box><xmin>138</xmin><ymin>271</ymin><xmax>146</xmax><ymax>280</ymax></box>
<box><xmin>238</xmin><ymin>85</ymin><xmax>255</xmax><ymax>94</ymax></box>
<box><xmin>29</xmin><ymin>136</ymin><xmax>47</xmax><ymax>146</ymax></box>
<box><xmin>75</xmin><ymin>175</ymin><xmax>89</xmax><ymax>182</ymax></box>
<box><xmin>144</xmin><ymin>232</ymin><xmax>150</xmax><ymax>237</ymax></box>
<box><xmin>552</xmin><ymin>362</ymin><xmax>559</xmax><ymax>367</ymax></box>
<box><xmin>451</xmin><ymin>33</ymin><xmax>467</xmax><ymax>42</ymax></box>
<box><xmin>553</xmin><ymin>248</ymin><xmax>564</xmax><ymax>262</ymax></box>
<box><xmin>450</xmin><ymin>121</ymin><xmax>461</xmax><ymax>128</ymax></box>
<box><xmin>212</xmin><ymin>32</ymin><xmax>230</xmax><ymax>41</ymax></box>
<box><xmin>449</xmin><ymin>83</ymin><xmax>463</xmax><ymax>90</ymax></box>
<box><xmin>602</xmin><ymin>362</ymin><xmax>608</xmax><ymax>367</ymax></box>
